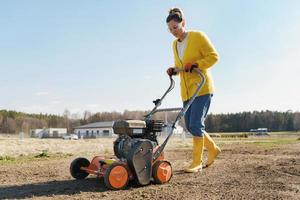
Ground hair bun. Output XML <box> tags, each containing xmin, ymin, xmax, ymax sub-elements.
<box><xmin>169</xmin><ymin>8</ymin><xmax>182</xmax><ymax>16</ymax></box>
<box><xmin>166</xmin><ymin>7</ymin><xmax>184</xmax><ymax>23</ymax></box>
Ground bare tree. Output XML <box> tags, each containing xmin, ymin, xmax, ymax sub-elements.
<box><xmin>63</xmin><ymin>109</ymin><xmax>71</xmax><ymax>132</ymax></box>
<box><xmin>83</xmin><ymin>110</ymin><xmax>92</xmax><ymax>124</ymax></box>
<box><xmin>293</xmin><ymin>112</ymin><xmax>300</xmax><ymax>131</ymax></box>
<box><xmin>7</xmin><ymin>117</ymin><xmax>17</xmax><ymax>133</ymax></box>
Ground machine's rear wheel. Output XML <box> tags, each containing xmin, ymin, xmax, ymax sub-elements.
<box><xmin>70</xmin><ymin>157</ymin><xmax>90</xmax><ymax>179</ymax></box>
<box><xmin>104</xmin><ymin>162</ymin><xmax>129</xmax><ymax>190</ymax></box>
<box><xmin>152</xmin><ymin>160</ymin><xmax>173</xmax><ymax>184</ymax></box>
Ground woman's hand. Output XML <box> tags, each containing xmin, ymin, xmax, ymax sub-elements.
<box><xmin>166</xmin><ymin>67</ymin><xmax>177</xmax><ymax>76</ymax></box>
<box><xmin>184</xmin><ymin>63</ymin><xmax>198</xmax><ymax>72</ymax></box>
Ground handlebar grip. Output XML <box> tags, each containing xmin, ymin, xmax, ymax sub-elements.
<box><xmin>173</xmin><ymin>67</ymin><xmax>202</xmax><ymax>74</ymax></box>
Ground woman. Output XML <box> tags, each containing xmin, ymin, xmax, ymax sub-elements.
<box><xmin>166</xmin><ymin>8</ymin><xmax>221</xmax><ymax>173</ymax></box>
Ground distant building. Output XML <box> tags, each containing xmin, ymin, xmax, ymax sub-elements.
<box><xmin>249</xmin><ymin>128</ymin><xmax>269</xmax><ymax>136</ymax></box>
<box><xmin>73</xmin><ymin>121</ymin><xmax>184</xmax><ymax>139</ymax></box>
<box><xmin>73</xmin><ymin>121</ymin><xmax>115</xmax><ymax>138</ymax></box>
<box><xmin>30</xmin><ymin>129</ymin><xmax>43</xmax><ymax>137</ymax></box>
<box><xmin>30</xmin><ymin>128</ymin><xmax>67</xmax><ymax>138</ymax></box>
<box><xmin>163</xmin><ymin>124</ymin><xmax>185</xmax><ymax>137</ymax></box>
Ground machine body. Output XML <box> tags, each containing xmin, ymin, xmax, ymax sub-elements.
<box><xmin>70</xmin><ymin>68</ymin><xmax>205</xmax><ymax>190</ymax></box>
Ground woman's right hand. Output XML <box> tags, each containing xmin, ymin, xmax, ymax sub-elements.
<box><xmin>166</xmin><ymin>67</ymin><xmax>177</xmax><ymax>76</ymax></box>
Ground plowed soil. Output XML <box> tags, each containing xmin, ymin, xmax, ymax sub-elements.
<box><xmin>0</xmin><ymin>137</ymin><xmax>299</xmax><ymax>200</ymax></box>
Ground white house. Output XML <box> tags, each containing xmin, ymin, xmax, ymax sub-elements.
<box><xmin>249</xmin><ymin>128</ymin><xmax>269</xmax><ymax>136</ymax></box>
<box><xmin>30</xmin><ymin>129</ymin><xmax>44</xmax><ymax>137</ymax></box>
<box><xmin>73</xmin><ymin>121</ymin><xmax>184</xmax><ymax>139</ymax></box>
<box><xmin>162</xmin><ymin>124</ymin><xmax>185</xmax><ymax>137</ymax></box>
<box><xmin>73</xmin><ymin>121</ymin><xmax>115</xmax><ymax>138</ymax></box>
<box><xmin>30</xmin><ymin>128</ymin><xmax>67</xmax><ymax>138</ymax></box>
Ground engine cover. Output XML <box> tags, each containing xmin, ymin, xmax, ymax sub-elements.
<box><xmin>113</xmin><ymin>135</ymin><xmax>135</xmax><ymax>159</ymax></box>
<box><xmin>113</xmin><ymin>136</ymin><xmax>157</xmax><ymax>160</ymax></box>
<box><xmin>113</xmin><ymin>120</ymin><xmax>146</xmax><ymax>137</ymax></box>
<box><xmin>127</xmin><ymin>139</ymin><xmax>153</xmax><ymax>185</ymax></box>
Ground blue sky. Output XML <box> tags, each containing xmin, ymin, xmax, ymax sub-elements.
<box><xmin>0</xmin><ymin>0</ymin><xmax>299</xmax><ymax>116</ymax></box>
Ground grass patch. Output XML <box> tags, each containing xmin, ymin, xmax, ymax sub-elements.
<box><xmin>250</xmin><ymin>138</ymin><xmax>299</xmax><ymax>148</ymax></box>
<box><xmin>0</xmin><ymin>151</ymin><xmax>73</xmax><ymax>165</ymax></box>
<box><xmin>0</xmin><ymin>155</ymin><xmax>16</xmax><ymax>162</ymax></box>
<box><xmin>211</xmin><ymin>132</ymin><xmax>249</xmax><ymax>138</ymax></box>
<box><xmin>268</xmin><ymin>131</ymin><xmax>299</xmax><ymax>135</ymax></box>
<box><xmin>34</xmin><ymin>150</ymin><xmax>50</xmax><ymax>158</ymax></box>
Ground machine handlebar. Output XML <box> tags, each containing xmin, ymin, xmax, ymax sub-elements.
<box><xmin>173</xmin><ymin>67</ymin><xmax>202</xmax><ymax>75</ymax></box>
<box><xmin>151</xmin><ymin>67</ymin><xmax>206</xmax><ymax>161</ymax></box>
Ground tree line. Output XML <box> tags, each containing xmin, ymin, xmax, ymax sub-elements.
<box><xmin>0</xmin><ymin>109</ymin><xmax>299</xmax><ymax>134</ymax></box>
<box><xmin>205</xmin><ymin>110</ymin><xmax>300</xmax><ymax>132</ymax></box>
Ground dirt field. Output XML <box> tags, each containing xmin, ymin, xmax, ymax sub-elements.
<box><xmin>0</xmin><ymin>135</ymin><xmax>299</xmax><ymax>200</ymax></box>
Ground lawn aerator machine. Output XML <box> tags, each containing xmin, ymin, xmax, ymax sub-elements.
<box><xmin>70</xmin><ymin>68</ymin><xmax>205</xmax><ymax>190</ymax></box>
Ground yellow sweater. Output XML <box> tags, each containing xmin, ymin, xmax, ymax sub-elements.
<box><xmin>172</xmin><ymin>31</ymin><xmax>219</xmax><ymax>101</ymax></box>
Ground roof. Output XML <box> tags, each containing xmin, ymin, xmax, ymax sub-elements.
<box><xmin>74</xmin><ymin>121</ymin><xmax>114</xmax><ymax>129</ymax></box>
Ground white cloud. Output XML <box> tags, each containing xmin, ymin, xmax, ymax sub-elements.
<box><xmin>35</xmin><ymin>91</ymin><xmax>50</xmax><ymax>96</ymax></box>
<box><xmin>85</xmin><ymin>104</ymin><xmax>100</xmax><ymax>109</ymax></box>
<box><xmin>51</xmin><ymin>100</ymin><xmax>62</xmax><ymax>104</ymax></box>
<box><xmin>144</xmin><ymin>75</ymin><xmax>152</xmax><ymax>80</ymax></box>
<box><xmin>19</xmin><ymin>105</ymin><xmax>51</xmax><ymax>114</ymax></box>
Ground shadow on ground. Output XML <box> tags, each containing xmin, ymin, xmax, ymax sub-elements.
<box><xmin>0</xmin><ymin>178</ymin><xmax>111</xmax><ymax>199</ymax></box>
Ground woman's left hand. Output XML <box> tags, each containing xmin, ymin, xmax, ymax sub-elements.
<box><xmin>184</xmin><ymin>63</ymin><xmax>198</xmax><ymax>72</ymax></box>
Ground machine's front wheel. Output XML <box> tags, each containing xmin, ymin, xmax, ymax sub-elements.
<box><xmin>70</xmin><ymin>157</ymin><xmax>90</xmax><ymax>179</ymax></box>
<box><xmin>152</xmin><ymin>160</ymin><xmax>173</xmax><ymax>184</ymax></box>
<box><xmin>104</xmin><ymin>162</ymin><xmax>129</xmax><ymax>190</ymax></box>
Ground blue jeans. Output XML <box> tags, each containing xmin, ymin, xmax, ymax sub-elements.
<box><xmin>183</xmin><ymin>94</ymin><xmax>212</xmax><ymax>137</ymax></box>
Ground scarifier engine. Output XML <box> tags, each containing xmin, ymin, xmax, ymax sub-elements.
<box><xmin>113</xmin><ymin>119</ymin><xmax>163</xmax><ymax>160</ymax></box>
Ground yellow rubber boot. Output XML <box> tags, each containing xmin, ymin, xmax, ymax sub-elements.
<box><xmin>204</xmin><ymin>132</ymin><xmax>221</xmax><ymax>167</ymax></box>
<box><xmin>185</xmin><ymin>137</ymin><xmax>204</xmax><ymax>173</ymax></box>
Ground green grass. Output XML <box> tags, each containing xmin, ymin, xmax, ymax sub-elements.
<box><xmin>249</xmin><ymin>138</ymin><xmax>299</xmax><ymax>148</ymax></box>
<box><xmin>0</xmin><ymin>155</ymin><xmax>16</xmax><ymax>162</ymax></box>
<box><xmin>211</xmin><ymin>131</ymin><xmax>300</xmax><ymax>137</ymax></box>
<box><xmin>268</xmin><ymin>131</ymin><xmax>300</xmax><ymax>135</ymax></box>
<box><xmin>0</xmin><ymin>151</ymin><xmax>73</xmax><ymax>165</ymax></box>
<box><xmin>34</xmin><ymin>150</ymin><xmax>50</xmax><ymax>158</ymax></box>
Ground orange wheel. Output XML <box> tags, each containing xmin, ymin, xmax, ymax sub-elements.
<box><xmin>104</xmin><ymin>163</ymin><xmax>129</xmax><ymax>190</ymax></box>
<box><xmin>152</xmin><ymin>160</ymin><xmax>173</xmax><ymax>184</ymax></box>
